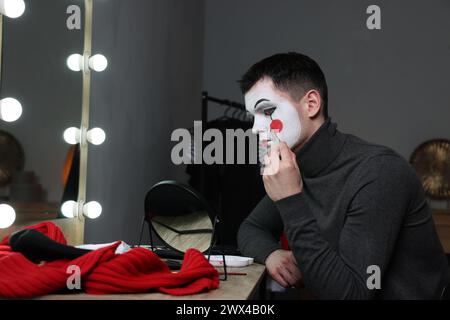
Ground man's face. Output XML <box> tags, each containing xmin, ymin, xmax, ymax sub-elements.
<box><xmin>245</xmin><ymin>78</ymin><xmax>302</xmax><ymax>149</ymax></box>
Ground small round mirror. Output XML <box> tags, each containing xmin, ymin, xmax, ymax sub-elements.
<box><xmin>144</xmin><ymin>180</ymin><xmax>215</xmax><ymax>253</ymax></box>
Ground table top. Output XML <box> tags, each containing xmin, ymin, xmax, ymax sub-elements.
<box><xmin>36</xmin><ymin>263</ymin><xmax>266</xmax><ymax>300</ymax></box>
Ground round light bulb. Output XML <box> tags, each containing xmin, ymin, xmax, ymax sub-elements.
<box><xmin>61</xmin><ymin>200</ymin><xmax>78</xmax><ymax>218</ymax></box>
<box><xmin>66</xmin><ymin>54</ymin><xmax>83</xmax><ymax>72</ymax></box>
<box><xmin>63</xmin><ymin>127</ymin><xmax>80</xmax><ymax>145</ymax></box>
<box><xmin>0</xmin><ymin>204</ymin><xmax>16</xmax><ymax>229</ymax></box>
<box><xmin>0</xmin><ymin>97</ymin><xmax>22</xmax><ymax>122</ymax></box>
<box><xmin>89</xmin><ymin>54</ymin><xmax>108</xmax><ymax>72</ymax></box>
<box><xmin>87</xmin><ymin>127</ymin><xmax>106</xmax><ymax>145</ymax></box>
<box><xmin>0</xmin><ymin>0</ymin><xmax>25</xmax><ymax>18</ymax></box>
<box><xmin>83</xmin><ymin>201</ymin><xmax>102</xmax><ymax>219</ymax></box>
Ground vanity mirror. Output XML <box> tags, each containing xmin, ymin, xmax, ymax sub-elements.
<box><xmin>141</xmin><ymin>180</ymin><xmax>216</xmax><ymax>254</ymax></box>
<box><xmin>0</xmin><ymin>0</ymin><xmax>83</xmax><ymax>230</ymax></box>
<box><xmin>140</xmin><ymin>180</ymin><xmax>229</xmax><ymax>279</ymax></box>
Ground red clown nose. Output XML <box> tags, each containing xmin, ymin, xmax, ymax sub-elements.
<box><xmin>270</xmin><ymin>119</ymin><xmax>283</xmax><ymax>132</ymax></box>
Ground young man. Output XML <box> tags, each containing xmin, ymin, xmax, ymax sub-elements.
<box><xmin>237</xmin><ymin>52</ymin><xmax>449</xmax><ymax>299</ymax></box>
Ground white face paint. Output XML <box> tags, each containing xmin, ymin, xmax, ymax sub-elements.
<box><xmin>245</xmin><ymin>79</ymin><xmax>302</xmax><ymax>149</ymax></box>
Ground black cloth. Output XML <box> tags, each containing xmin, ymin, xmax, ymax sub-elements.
<box><xmin>187</xmin><ymin>118</ymin><xmax>265</xmax><ymax>248</ymax></box>
<box><xmin>9</xmin><ymin>229</ymin><xmax>90</xmax><ymax>262</ymax></box>
<box><xmin>237</xmin><ymin>119</ymin><xmax>450</xmax><ymax>299</ymax></box>
<box><xmin>9</xmin><ymin>230</ymin><xmax>184</xmax><ymax>270</ymax></box>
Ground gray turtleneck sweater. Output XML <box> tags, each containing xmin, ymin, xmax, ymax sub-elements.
<box><xmin>237</xmin><ymin>119</ymin><xmax>449</xmax><ymax>299</ymax></box>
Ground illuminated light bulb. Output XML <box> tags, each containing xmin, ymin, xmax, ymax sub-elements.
<box><xmin>0</xmin><ymin>0</ymin><xmax>25</xmax><ymax>18</ymax></box>
<box><xmin>0</xmin><ymin>204</ymin><xmax>16</xmax><ymax>228</ymax></box>
<box><xmin>0</xmin><ymin>97</ymin><xmax>22</xmax><ymax>122</ymax></box>
<box><xmin>63</xmin><ymin>127</ymin><xmax>81</xmax><ymax>145</ymax></box>
<box><xmin>83</xmin><ymin>201</ymin><xmax>102</xmax><ymax>219</ymax></box>
<box><xmin>66</xmin><ymin>54</ymin><xmax>83</xmax><ymax>72</ymax></box>
<box><xmin>61</xmin><ymin>200</ymin><xmax>78</xmax><ymax>218</ymax></box>
<box><xmin>88</xmin><ymin>54</ymin><xmax>108</xmax><ymax>72</ymax></box>
<box><xmin>87</xmin><ymin>127</ymin><xmax>106</xmax><ymax>145</ymax></box>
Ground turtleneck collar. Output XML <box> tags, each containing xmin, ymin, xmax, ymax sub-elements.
<box><xmin>295</xmin><ymin>118</ymin><xmax>347</xmax><ymax>178</ymax></box>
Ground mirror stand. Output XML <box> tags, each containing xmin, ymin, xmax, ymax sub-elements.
<box><xmin>206</xmin><ymin>215</ymin><xmax>228</xmax><ymax>281</ymax></box>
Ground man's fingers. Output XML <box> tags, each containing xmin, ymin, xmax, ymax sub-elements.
<box><xmin>285</xmin><ymin>263</ymin><xmax>302</xmax><ymax>282</ymax></box>
<box><xmin>268</xmin><ymin>142</ymin><xmax>280</xmax><ymax>161</ymax></box>
<box><xmin>282</xmin><ymin>257</ymin><xmax>302</xmax><ymax>284</ymax></box>
<box><xmin>280</xmin><ymin>268</ymin><xmax>298</xmax><ymax>287</ymax></box>
<box><xmin>270</xmin><ymin>140</ymin><xmax>280</xmax><ymax>152</ymax></box>
<box><xmin>271</xmin><ymin>273</ymin><xmax>289</xmax><ymax>288</ymax></box>
<box><xmin>291</xmin><ymin>151</ymin><xmax>298</xmax><ymax>167</ymax></box>
<box><xmin>262</xmin><ymin>154</ymin><xmax>275</xmax><ymax>176</ymax></box>
<box><xmin>286</xmin><ymin>253</ymin><xmax>302</xmax><ymax>279</ymax></box>
<box><xmin>278</xmin><ymin>141</ymin><xmax>292</xmax><ymax>161</ymax></box>
<box><xmin>289</xmin><ymin>251</ymin><xmax>299</xmax><ymax>266</ymax></box>
<box><xmin>266</xmin><ymin>142</ymin><xmax>281</xmax><ymax>174</ymax></box>
<box><xmin>285</xmin><ymin>252</ymin><xmax>302</xmax><ymax>284</ymax></box>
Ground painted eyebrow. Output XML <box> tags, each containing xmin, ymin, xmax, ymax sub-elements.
<box><xmin>254</xmin><ymin>101</ymin><xmax>277</xmax><ymax>112</ymax></box>
<box><xmin>254</xmin><ymin>99</ymin><xmax>270</xmax><ymax>109</ymax></box>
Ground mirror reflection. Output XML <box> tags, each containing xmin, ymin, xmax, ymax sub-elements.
<box><xmin>151</xmin><ymin>212</ymin><xmax>213</xmax><ymax>253</ymax></box>
<box><xmin>0</xmin><ymin>0</ymin><xmax>83</xmax><ymax>228</ymax></box>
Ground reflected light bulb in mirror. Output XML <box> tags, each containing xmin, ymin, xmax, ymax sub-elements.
<box><xmin>0</xmin><ymin>0</ymin><xmax>25</xmax><ymax>18</ymax></box>
<box><xmin>83</xmin><ymin>201</ymin><xmax>102</xmax><ymax>219</ymax></box>
<box><xmin>0</xmin><ymin>97</ymin><xmax>22</xmax><ymax>122</ymax></box>
<box><xmin>0</xmin><ymin>204</ymin><xmax>16</xmax><ymax>229</ymax></box>
<box><xmin>66</xmin><ymin>54</ymin><xmax>83</xmax><ymax>72</ymax></box>
<box><xmin>63</xmin><ymin>127</ymin><xmax>80</xmax><ymax>145</ymax></box>
<box><xmin>88</xmin><ymin>54</ymin><xmax>108</xmax><ymax>72</ymax></box>
<box><xmin>87</xmin><ymin>127</ymin><xmax>106</xmax><ymax>145</ymax></box>
<box><xmin>61</xmin><ymin>200</ymin><xmax>78</xmax><ymax>218</ymax></box>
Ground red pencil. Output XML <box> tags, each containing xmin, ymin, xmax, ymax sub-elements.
<box><xmin>218</xmin><ymin>272</ymin><xmax>247</xmax><ymax>276</ymax></box>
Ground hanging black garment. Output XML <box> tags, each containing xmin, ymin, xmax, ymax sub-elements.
<box><xmin>186</xmin><ymin>118</ymin><xmax>265</xmax><ymax>249</ymax></box>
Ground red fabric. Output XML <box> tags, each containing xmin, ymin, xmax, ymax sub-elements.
<box><xmin>280</xmin><ymin>232</ymin><xmax>290</xmax><ymax>250</ymax></box>
<box><xmin>0</xmin><ymin>222</ymin><xmax>219</xmax><ymax>298</ymax></box>
<box><xmin>0</xmin><ymin>221</ymin><xmax>66</xmax><ymax>246</ymax></box>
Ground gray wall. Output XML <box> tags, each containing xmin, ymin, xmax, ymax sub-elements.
<box><xmin>202</xmin><ymin>0</ymin><xmax>450</xmax><ymax>159</ymax></box>
<box><xmin>1</xmin><ymin>0</ymin><xmax>83</xmax><ymax>202</ymax></box>
<box><xmin>85</xmin><ymin>0</ymin><xmax>204</xmax><ymax>244</ymax></box>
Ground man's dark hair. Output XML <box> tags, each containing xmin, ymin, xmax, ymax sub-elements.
<box><xmin>239</xmin><ymin>52</ymin><xmax>328</xmax><ymax>118</ymax></box>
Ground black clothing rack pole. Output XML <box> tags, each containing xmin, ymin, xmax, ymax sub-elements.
<box><xmin>201</xmin><ymin>91</ymin><xmax>246</xmax><ymax>124</ymax></box>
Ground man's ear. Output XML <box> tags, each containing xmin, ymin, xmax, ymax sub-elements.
<box><xmin>304</xmin><ymin>90</ymin><xmax>322</xmax><ymax>119</ymax></box>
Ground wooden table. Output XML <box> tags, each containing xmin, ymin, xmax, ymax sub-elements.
<box><xmin>36</xmin><ymin>264</ymin><xmax>266</xmax><ymax>300</ymax></box>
